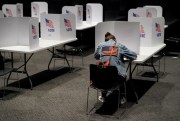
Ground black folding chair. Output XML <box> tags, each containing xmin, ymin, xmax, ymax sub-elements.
<box><xmin>86</xmin><ymin>64</ymin><xmax>127</xmax><ymax>119</ymax></box>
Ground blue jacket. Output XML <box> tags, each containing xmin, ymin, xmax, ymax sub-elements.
<box><xmin>94</xmin><ymin>39</ymin><xmax>137</xmax><ymax>77</ymax></box>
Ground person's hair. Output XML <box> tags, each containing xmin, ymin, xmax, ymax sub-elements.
<box><xmin>105</xmin><ymin>32</ymin><xmax>116</xmax><ymax>41</ymax></box>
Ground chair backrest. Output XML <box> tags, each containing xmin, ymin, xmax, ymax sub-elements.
<box><xmin>89</xmin><ymin>64</ymin><xmax>120</xmax><ymax>89</ymax></box>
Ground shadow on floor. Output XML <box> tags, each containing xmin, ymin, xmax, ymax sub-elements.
<box><xmin>93</xmin><ymin>79</ymin><xmax>156</xmax><ymax>116</ymax></box>
<box><xmin>8</xmin><ymin>67</ymin><xmax>72</xmax><ymax>89</ymax></box>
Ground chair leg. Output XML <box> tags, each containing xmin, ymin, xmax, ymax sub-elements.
<box><xmin>117</xmin><ymin>86</ymin><xmax>121</xmax><ymax>119</ymax></box>
<box><xmin>86</xmin><ymin>87</ymin><xmax>90</xmax><ymax>115</ymax></box>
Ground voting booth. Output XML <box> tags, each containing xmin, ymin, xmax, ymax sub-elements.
<box><xmin>0</xmin><ymin>11</ymin><xmax>4</xmax><ymax>18</ymax></box>
<box><xmin>40</xmin><ymin>14</ymin><xmax>76</xmax><ymax>40</ymax></box>
<box><xmin>128</xmin><ymin>7</ymin><xmax>157</xmax><ymax>18</ymax></box>
<box><xmin>2</xmin><ymin>3</ymin><xmax>23</xmax><ymax>17</ymax></box>
<box><xmin>0</xmin><ymin>17</ymin><xmax>39</xmax><ymax>49</ymax></box>
<box><xmin>95</xmin><ymin>21</ymin><xmax>140</xmax><ymax>54</ymax></box>
<box><xmin>31</xmin><ymin>2</ymin><xmax>48</xmax><ymax>21</ymax></box>
<box><xmin>62</xmin><ymin>5</ymin><xmax>83</xmax><ymax>27</ymax></box>
<box><xmin>86</xmin><ymin>3</ymin><xmax>103</xmax><ymax>24</ymax></box>
<box><xmin>128</xmin><ymin>16</ymin><xmax>165</xmax><ymax>47</ymax></box>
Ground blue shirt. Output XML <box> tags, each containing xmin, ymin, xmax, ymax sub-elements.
<box><xmin>94</xmin><ymin>39</ymin><xmax>137</xmax><ymax>77</ymax></box>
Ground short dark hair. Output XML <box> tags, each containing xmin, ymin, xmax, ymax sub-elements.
<box><xmin>105</xmin><ymin>32</ymin><xmax>116</xmax><ymax>41</ymax></box>
<box><xmin>105</xmin><ymin>32</ymin><xmax>112</xmax><ymax>38</ymax></box>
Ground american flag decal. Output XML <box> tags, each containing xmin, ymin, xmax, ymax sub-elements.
<box><xmin>140</xmin><ymin>25</ymin><xmax>145</xmax><ymax>38</ymax></box>
<box><xmin>17</xmin><ymin>7</ymin><xmax>21</xmax><ymax>14</ymax></box>
<box><xmin>78</xmin><ymin>9</ymin><xmax>81</xmax><ymax>16</ymax></box>
<box><xmin>78</xmin><ymin>8</ymin><xmax>82</xmax><ymax>20</ymax></box>
<box><xmin>140</xmin><ymin>25</ymin><xmax>145</xmax><ymax>33</ymax></box>
<box><xmin>155</xmin><ymin>23</ymin><xmax>161</xmax><ymax>32</ymax></box>
<box><xmin>6</xmin><ymin>8</ymin><xmax>13</xmax><ymax>17</ymax></box>
<box><xmin>87</xmin><ymin>9</ymin><xmax>90</xmax><ymax>18</ymax></box>
<box><xmin>147</xmin><ymin>11</ymin><xmax>152</xmax><ymax>18</ymax></box>
<box><xmin>66</xmin><ymin>10</ymin><xmax>70</xmax><ymax>13</ymax></box>
<box><xmin>133</xmin><ymin>13</ymin><xmax>140</xmax><ymax>17</ymax></box>
<box><xmin>32</xmin><ymin>25</ymin><xmax>36</xmax><ymax>35</ymax></box>
<box><xmin>33</xmin><ymin>6</ymin><xmax>37</xmax><ymax>15</ymax></box>
<box><xmin>64</xmin><ymin>18</ymin><xmax>72</xmax><ymax>31</ymax></box>
<box><xmin>45</xmin><ymin>18</ymin><xmax>54</xmax><ymax>28</ymax></box>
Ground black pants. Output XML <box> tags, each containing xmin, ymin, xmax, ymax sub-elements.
<box><xmin>101</xmin><ymin>75</ymin><xmax>126</xmax><ymax>98</ymax></box>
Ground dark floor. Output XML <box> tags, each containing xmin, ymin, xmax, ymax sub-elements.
<box><xmin>0</xmin><ymin>49</ymin><xmax>180</xmax><ymax>121</ymax></box>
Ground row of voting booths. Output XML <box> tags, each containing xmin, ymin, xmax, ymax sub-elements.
<box><xmin>0</xmin><ymin>1</ymin><xmax>103</xmax><ymax>50</ymax></box>
<box><xmin>62</xmin><ymin>3</ymin><xmax>103</xmax><ymax>28</ymax></box>
<box><xmin>128</xmin><ymin>6</ymin><xmax>164</xmax><ymax>47</ymax></box>
<box><xmin>95</xmin><ymin>6</ymin><xmax>165</xmax><ymax>55</ymax></box>
<box><xmin>0</xmin><ymin>14</ymin><xmax>76</xmax><ymax>50</ymax></box>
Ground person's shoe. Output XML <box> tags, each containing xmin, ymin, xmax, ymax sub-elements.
<box><xmin>98</xmin><ymin>96</ymin><xmax>106</xmax><ymax>102</ymax></box>
<box><xmin>120</xmin><ymin>97</ymin><xmax>127</xmax><ymax>105</ymax></box>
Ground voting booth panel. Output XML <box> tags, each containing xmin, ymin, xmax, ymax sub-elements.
<box><xmin>95</xmin><ymin>21</ymin><xmax>114</xmax><ymax>49</ymax></box>
<box><xmin>0</xmin><ymin>11</ymin><xmax>4</xmax><ymax>18</ymax></box>
<box><xmin>95</xmin><ymin>21</ymin><xmax>140</xmax><ymax>54</ymax></box>
<box><xmin>0</xmin><ymin>18</ymin><xmax>18</xmax><ymax>47</ymax></box>
<box><xmin>2</xmin><ymin>4</ymin><xmax>17</xmax><ymax>17</ymax></box>
<box><xmin>31</xmin><ymin>2</ymin><xmax>48</xmax><ymax>21</ymax></box>
<box><xmin>86</xmin><ymin>3</ymin><xmax>103</xmax><ymax>24</ymax></box>
<box><xmin>62</xmin><ymin>5</ymin><xmax>83</xmax><ymax>27</ymax></box>
<box><xmin>40</xmin><ymin>14</ymin><xmax>76</xmax><ymax>40</ymax></box>
<box><xmin>144</xmin><ymin>6</ymin><xmax>162</xmax><ymax>17</ymax></box>
<box><xmin>2</xmin><ymin>4</ymin><xmax>23</xmax><ymax>17</ymax></box>
<box><xmin>128</xmin><ymin>17</ymin><xmax>165</xmax><ymax>47</ymax></box>
<box><xmin>0</xmin><ymin>17</ymin><xmax>39</xmax><ymax>49</ymax></box>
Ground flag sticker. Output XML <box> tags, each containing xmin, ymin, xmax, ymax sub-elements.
<box><xmin>32</xmin><ymin>25</ymin><xmax>37</xmax><ymax>39</ymax></box>
<box><xmin>155</xmin><ymin>23</ymin><xmax>161</xmax><ymax>37</ymax></box>
<box><xmin>64</xmin><ymin>18</ymin><xmax>72</xmax><ymax>31</ymax></box>
<box><xmin>45</xmin><ymin>18</ymin><xmax>55</xmax><ymax>32</ymax></box>
<box><xmin>87</xmin><ymin>8</ymin><xmax>90</xmax><ymax>18</ymax></box>
<box><xmin>33</xmin><ymin>6</ymin><xmax>37</xmax><ymax>15</ymax></box>
<box><xmin>66</xmin><ymin>10</ymin><xmax>71</xmax><ymax>14</ymax></box>
<box><xmin>140</xmin><ymin>25</ymin><xmax>145</xmax><ymax>38</ymax></box>
<box><xmin>147</xmin><ymin>11</ymin><xmax>152</xmax><ymax>18</ymax></box>
<box><xmin>133</xmin><ymin>13</ymin><xmax>140</xmax><ymax>17</ymax></box>
<box><xmin>6</xmin><ymin>8</ymin><xmax>13</xmax><ymax>17</ymax></box>
<box><xmin>78</xmin><ymin>8</ymin><xmax>82</xmax><ymax>20</ymax></box>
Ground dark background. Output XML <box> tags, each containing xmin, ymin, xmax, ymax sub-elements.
<box><xmin>0</xmin><ymin>0</ymin><xmax>179</xmax><ymax>21</ymax></box>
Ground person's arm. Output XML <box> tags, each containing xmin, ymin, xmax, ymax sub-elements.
<box><xmin>120</xmin><ymin>44</ymin><xmax>137</xmax><ymax>60</ymax></box>
<box><xmin>94</xmin><ymin>44</ymin><xmax>102</xmax><ymax>60</ymax></box>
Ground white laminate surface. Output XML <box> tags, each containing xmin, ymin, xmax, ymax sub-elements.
<box><xmin>134</xmin><ymin>44</ymin><xmax>166</xmax><ymax>63</ymax></box>
<box><xmin>76</xmin><ymin>21</ymin><xmax>98</xmax><ymax>30</ymax></box>
<box><xmin>0</xmin><ymin>38</ymin><xmax>77</xmax><ymax>53</ymax></box>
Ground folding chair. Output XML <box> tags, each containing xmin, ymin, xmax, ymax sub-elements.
<box><xmin>86</xmin><ymin>64</ymin><xmax>127</xmax><ymax>119</ymax></box>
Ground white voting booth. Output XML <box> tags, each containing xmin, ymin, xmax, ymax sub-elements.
<box><xmin>86</xmin><ymin>3</ymin><xmax>103</xmax><ymax>24</ymax></box>
<box><xmin>128</xmin><ymin>8</ymin><xmax>165</xmax><ymax>47</ymax></box>
<box><xmin>2</xmin><ymin>3</ymin><xmax>23</xmax><ymax>17</ymax></box>
<box><xmin>95</xmin><ymin>21</ymin><xmax>140</xmax><ymax>54</ymax></box>
<box><xmin>62</xmin><ymin>5</ymin><xmax>83</xmax><ymax>27</ymax></box>
<box><xmin>0</xmin><ymin>17</ymin><xmax>39</xmax><ymax>49</ymax></box>
<box><xmin>31</xmin><ymin>2</ymin><xmax>48</xmax><ymax>21</ymax></box>
<box><xmin>0</xmin><ymin>11</ymin><xmax>4</xmax><ymax>18</ymax></box>
<box><xmin>40</xmin><ymin>14</ymin><xmax>76</xmax><ymax>40</ymax></box>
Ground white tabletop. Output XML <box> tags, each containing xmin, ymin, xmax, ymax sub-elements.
<box><xmin>134</xmin><ymin>44</ymin><xmax>166</xmax><ymax>63</ymax></box>
<box><xmin>76</xmin><ymin>21</ymin><xmax>98</xmax><ymax>30</ymax></box>
<box><xmin>0</xmin><ymin>38</ymin><xmax>77</xmax><ymax>53</ymax></box>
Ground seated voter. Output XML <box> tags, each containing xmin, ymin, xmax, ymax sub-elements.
<box><xmin>94</xmin><ymin>32</ymin><xmax>137</xmax><ymax>103</ymax></box>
